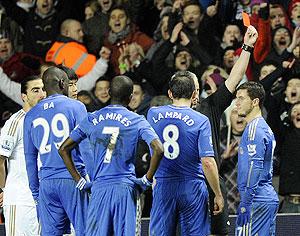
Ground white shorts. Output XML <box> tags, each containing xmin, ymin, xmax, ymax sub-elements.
<box><xmin>3</xmin><ymin>205</ymin><xmax>39</xmax><ymax>236</ymax></box>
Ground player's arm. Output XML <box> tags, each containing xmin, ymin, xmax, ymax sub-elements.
<box><xmin>59</xmin><ymin>137</ymin><xmax>81</xmax><ymax>182</ymax></box>
<box><xmin>0</xmin><ymin>156</ymin><xmax>6</xmax><ymax>188</ymax></box>
<box><xmin>59</xmin><ymin>118</ymin><xmax>91</xmax><ymax>191</ymax></box>
<box><xmin>225</xmin><ymin>25</ymin><xmax>258</xmax><ymax>93</ymax></box>
<box><xmin>236</xmin><ymin>128</ymin><xmax>265</xmax><ymax>227</ymax></box>
<box><xmin>23</xmin><ymin>116</ymin><xmax>40</xmax><ymax>201</ymax></box>
<box><xmin>241</xmin><ymin>141</ymin><xmax>264</xmax><ymax>203</ymax></box>
<box><xmin>145</xmin><ymin>139</ymin><xmax>164</xmax><ymax>181</ymax></box>
<box><xmin>135</xmin><ymin>117</ymin><xmax>164</xmax><ymax>190</ymax></box>
<box><xmin>0</xmin><ymin>117</ymin><xmax>19</xmax><ymax>189</ymax></box>
<box><xmin>236</xmin><ymin>151</ymin><xmax>264</xmax><ymax>226</ymax></box>
<box><xmin>202</xmin><ymin>157</ymin><xmax>224</xmax><ymax>215</ymax></box>
<box><xmin>199</xmin><ymin>118</ymin><xmax>224</xmax><ymax>215</ymax></box>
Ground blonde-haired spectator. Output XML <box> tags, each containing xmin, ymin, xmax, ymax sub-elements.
<box><xmin>84</xmin><ymin>0</ymin><xmax>100</xmax><ymax>20</ymax></box>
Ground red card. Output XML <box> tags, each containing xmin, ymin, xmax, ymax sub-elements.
<box><xmin>242</xmin><ymin>12</ymin><xmax>250</xmax><ymax>27</ymax></box>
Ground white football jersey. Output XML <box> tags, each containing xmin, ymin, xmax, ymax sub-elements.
<box><xmin>0</xmin><ymin>109</ymin><xmax>35</xmax><ymax>206</ymax></box>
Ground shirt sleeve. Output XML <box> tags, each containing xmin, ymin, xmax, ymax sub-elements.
<box><xmin>138</xmin><ymin>116</ymin><xmax>159</xmax><ymax>146</ymax></box>
<box><xmin>241</xmin><ymin>125</ymin><xmax>265</xmax><ymax>203</ymax></box>
<box><xmin>70</xmin><ymin>115</ymin><xmax>91</xmax><ymax>143</ymax></box>
<box><xmin>0</xmin><ymin>117</ymin><xmax>19</xmax><ymax>158</ymax></box>
<box><xmin>0</xmin><ymin>67</ymin><xmax>23</xmax><ymax>106</ymax></box>
<box><xmin>198</xmin><ymin>117</ymin><xmax>215</xmax><ymax>158</ymax></box>
<box><xmin>208</xmin><ymin>83</ymin><xmax>234</xmax><ymax>118</ymax></box>
<box><xmin>77</xmin><ymin>58</ymin><xmax>108</xmax><ymax>92</ymax></box>
<box><xmin>23</xmin><ymin>114</ymin><xmax>39</xmax><ymax>200</ymax></box>
<box><xmin>74</xmin><ymin>101</ymin><xmax>88</xmax><ymax>124</ymax></box>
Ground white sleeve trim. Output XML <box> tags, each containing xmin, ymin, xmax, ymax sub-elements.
<box><xmin>0</xmin><ymin>117</ymin><xmax>18</xmax><ymax>158</ymax></box>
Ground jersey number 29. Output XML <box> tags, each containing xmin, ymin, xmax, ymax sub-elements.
<box><xmin>33</xmin><ymin>113</ymin><xmax>70</xmax><ymax>154</ymax></box>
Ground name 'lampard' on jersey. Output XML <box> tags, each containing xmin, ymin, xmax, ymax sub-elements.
<box><xmin>92</xmin><ymin>112</ymin><xmax>132</xmax><ymax>127</ymax></box>
<box><xmin>152</xmin><ymin>111</ymin><xmax>194</xmax><ymax>126</ymax></box>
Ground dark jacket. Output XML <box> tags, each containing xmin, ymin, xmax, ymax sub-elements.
<box><xmin>82</xmin><ymin>11</ymin><xmax>110</xmax><ymax>55</ymax></box>
<box><xmin>1</xmin><ymin>52</ymin><xmax>43</xmax><ymax>83</ymax></box>
<box><xmin>1</xmin><ymin>0</ymin><xmax>73</xmax><ymax>58</ymax></box>
<box><xmin>151</xmin><ymin>40</ymin><xmax>212</xmax><ymax>95</ymax></box>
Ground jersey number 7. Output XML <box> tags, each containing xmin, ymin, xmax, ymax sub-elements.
<box><xmin>102</xmin><ymin>126</ymin><xmax>120</xmax><ymax>163</ymax></box>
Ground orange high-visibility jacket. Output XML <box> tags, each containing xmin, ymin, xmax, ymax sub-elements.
<box><xmin>45</xmin><ymin>41</ymin><xmax>96</xmax><ymax>77</ymax></box>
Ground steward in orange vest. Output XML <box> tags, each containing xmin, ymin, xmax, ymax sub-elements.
<box><xmin>46</xmin><ymin>35</ymin><xmax>96</xmax><ymax>77</ymax></box>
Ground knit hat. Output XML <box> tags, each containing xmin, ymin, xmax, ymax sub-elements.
<box><xmin>174</xmin><ymin>45</ymin><xmax>191</xmax><ymax>57</ymax></box>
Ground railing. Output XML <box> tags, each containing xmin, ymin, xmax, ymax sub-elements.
<box><xmin>141</xmin><ymin>214</ymin><xmax>300</xmax><ymax>235</ymax></box>
<box><xmin>0</xmin><ymin>213</ymin><xmax>299</xmax><ymax>235</ymax></box>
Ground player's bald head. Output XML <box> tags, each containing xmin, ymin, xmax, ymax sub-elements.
<box><xmin>110</xmin><ymin>75</ymin><xmax>133</xmax><ymax>103</ymax></box>
<box><xmin>42</xmin><ymin>67</ymin><xmax>68</xmax><ymax>94</ymax></box>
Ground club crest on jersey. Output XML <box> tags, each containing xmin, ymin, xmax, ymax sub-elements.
<box><xmin>1</xmin><ymin>140</ymin><xmax>13</xmax><ymax>152</ymax></box>
<box><xmin>247</xmin><ymin>144</ymin><xmax>256</xmax><ymax>156</ymax></box>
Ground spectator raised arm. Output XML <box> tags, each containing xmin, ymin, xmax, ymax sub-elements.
<box><xmin>77</xmin><ymin>46</ymin><xmax>111</xmax><ymax>92</ymax></box>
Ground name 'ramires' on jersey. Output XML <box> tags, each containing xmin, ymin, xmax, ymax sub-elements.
<box><xmin>91</xmin><ymin>112</ymin><xmax>131</xmax><ymax>127</ymax></box>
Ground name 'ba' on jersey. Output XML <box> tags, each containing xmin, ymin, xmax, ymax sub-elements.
<box><xmin>24</xmin><ymin>94</ymin><xmax>87</xmax><ymax>181</ymax></box>
<box><xmin>238</xmin><ymin>117</ymin><xmax>278</xmax><ymax>202</ymax></box>
<box><xmin>69</xmin><ymin>105</ymin><xmax>158</xmax><ymax>184</ymax></box>
<box><xmin>147</xmin><ymin>105</ymin><xmax>215</xmax><ymax>180</ymax></box>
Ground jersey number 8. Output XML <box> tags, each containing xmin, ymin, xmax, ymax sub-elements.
<box><xmin>163</xmin><ymin>124</ymin><xmax>180</xmax><ymax>160</ymax></box>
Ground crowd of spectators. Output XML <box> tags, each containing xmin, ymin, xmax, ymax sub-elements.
<box><xmin>0</xmin><ymin>0</ymin><xmax>300</xmax><ymax>217</ymax></box>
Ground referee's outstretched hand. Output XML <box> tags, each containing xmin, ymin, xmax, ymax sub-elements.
<box><xmin>244</xmin><ymin>25</ymin><xmax>258</xmax><ymax>47</ymax></box>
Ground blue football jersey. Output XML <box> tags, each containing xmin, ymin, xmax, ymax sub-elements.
<box><xmin>238</xmin><ymin>117</ymin><xmax>278</xmax><ymax>203</ymax></box>
<box><xmin>147</xmin><ymin>105</ymin><xmax>214</xmax><ymax>180</ymax></box>
<box><xmin>24</xmin><ymin>94</ymin><xmax>88</xmax><ymax>197</ymax></box>
<box><xmin>69</xmin><ymin>105</ymin><xmax>158</xmax><ymax>184</ymax></box>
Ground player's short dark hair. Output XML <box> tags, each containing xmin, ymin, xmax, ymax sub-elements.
<box><xmin>237</xmin><ymin>81</ymin><xmax>265</xmax><ymax>109</ymax></box>
<box><xmin>169</xmin><ymin>71</ymin><xmax>195</xmax><ymax>99</ymax></box>
<box><xmin>110</xmin><ymin>75</ymin><xmax>133</xmax><ymax>102</ymax></box>
<box><xmin>21</xmin><ymin>75</ymin><xmax>41</xmax><ymax>94</ymax></box>
<box><xmin>57</xmin><ymin>65</ymin><xmax>78</xmax><ymax>81</ymax></box>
